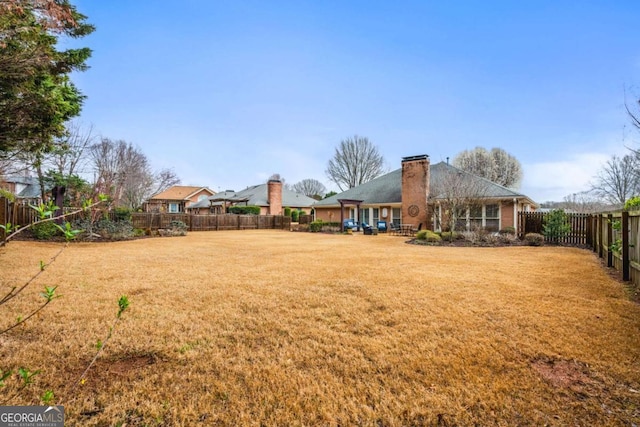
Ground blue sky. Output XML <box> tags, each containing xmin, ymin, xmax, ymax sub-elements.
<box><xmin>70</xmin><ymin>1</ymin><xmax>640</xmax><ymax>202</ymax></box>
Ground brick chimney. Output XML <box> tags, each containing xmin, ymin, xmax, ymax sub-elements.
<box><xmin>401</xmin><ymin>155</ymin><xmax>430</xmax><ymax>229</ymax></box>
<box><xmin>267</xmin><ymin>180</ymin><xmax>282</xmax><ymax>215</ymax></box>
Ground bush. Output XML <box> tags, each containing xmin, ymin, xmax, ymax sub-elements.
<box><xmin>291</xmin><ymin>210</ymin><xmax>299</xmax><ymax>222</ymax></box>
<box><xmin>73</xmin><ymin>218</ymin><xmax>135</xmax><ymax>240</ymax></box>
<box><xmin>499</xmin><ymin>226</ymin><xmax>516</xmax><ymax>235</ymax></box>
<box><xmin>416</xmin><ymin>230</ymin><xmax>428</xmax><ymax>240</ymax></box>
<box><xmin>498</xmin><ymin>233</ymin><xmax>519</xmax><ymax>245</ymax></box>
<box><xmin>284</xmin><ymin>207</ymin><xmax>292</xmax><ymax>217</ymax></box>
<box><xmin>481</xmin><ymin>233</ymin><xmax>499</xmax><ymax>245</ymax></box>
<box><xmin>524</xmin><ymin>233</ymin><xmax>544</xmax><ymax>246</ymax></box>
<box><xmin>168</xmin><ymin>220</ymin><xmax>188</xmax><ymax>236</ymax></box>
<box><xmin>113</xmin><ymin>207</ymin><xmax>132</xmax><ymax>222</ymax></box>
<box><xmin>309</xmin><ymin>220</ymin><xmax>323</xmax><ymax>232</ymax></box>
<box><xmin>31</xmin><ymin>220</ymin><xmax>60</xmax><ymax>240</ymax></box>
<box><xmin>543</xmin><ymin>209</ymin><xmax>571</xmax><ymax>243</ymax></box>
<box><xmin>416</xmin><ymin>230</ymin><xmax>441</xmax><ymax>242</ymax></box>
<box><xmin>228</xmin><ymin>205</ymin><xmax>261</xmax><ymax>215</ymax></box>
<box><xmin>441</xmin><ymin>231</ymin><xmax>465</xmax><ymax>241</ymax></box>
<box><xmin>624</xmin><ymin>196</ymin><xmax>640</xmax><ymax>211</ymax></box>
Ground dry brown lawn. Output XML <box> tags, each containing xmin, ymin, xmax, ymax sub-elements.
<box><xmin>1</xmin><ymin>230</ymin><xmax>639</xmax><ymax>426</ymax></box>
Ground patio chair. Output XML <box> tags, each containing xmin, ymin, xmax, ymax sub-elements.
<box><xmin>389</xmin><ymin>223</ymin><xmax>399</xmax><ymax>235</ymax></box>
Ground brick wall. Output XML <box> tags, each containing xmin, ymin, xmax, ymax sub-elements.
<box><xmin>267</xmin><ymin>180</ymin><xmax>282</xmax><ymax>215</ymax></box>
<box><xmin>401</xmin><ymin>155</ymin><xmax>430</xmax><ymax>229</ymax></box>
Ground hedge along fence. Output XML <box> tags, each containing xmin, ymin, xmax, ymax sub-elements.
<box><xmin>131</xmin><ymin>213</ymin><xmax>291</xmax><ymax>231</ymax></box>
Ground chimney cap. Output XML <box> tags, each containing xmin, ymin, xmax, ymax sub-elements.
<box><xmin>267</xmin><ymin>179</ymin><xmax>282</xmax><ymax>183</ymax></box>
<box><xmin>402</xmin><ymin>154</ymin><xmax>429</xmax><ymax>162</ymax></box>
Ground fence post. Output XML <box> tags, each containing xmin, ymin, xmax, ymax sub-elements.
<box><xmin>0</xmin><ymin>197</ymin><xmax>7</xmax><ymax>241</ymax></box>
<box><xmin>622</xmin><ymin>211</ymin><xmax>630</xmax><ymax>281</ymax></box>
<box><xmin>607</xmin><ymin>214</ymin><xmax>613</xmax><ymax>267</ymax></box>
<box><xmin>598</xmin><ymin>214</ymin><xmax>603</xmax><ymax>258</ymax></box>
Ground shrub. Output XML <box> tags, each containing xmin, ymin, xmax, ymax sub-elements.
<box><xmin>499</xmin><ymin>226</ymin><xmax>516</xmax><ymax>235</ymax></box>
<box><xmin>460</xmin><ymin>231</ymin><xmax>479</xmax><ymax>243</ymax></box>
<box><xmin>310</xmin><ymin>220</ymin><xmax>323</xmax><ymax>232</ymax></box>
<box><xmin>291</xmin><ymin>210</ymin><xmax>299</xmax><ymax>222</ymax></box>
<box><xmin>113</xmin><ymin>207</ymin><xmax>132</xmax><ymax>222</ymax></box>
<box><xmin>284</xmin><ymin>207</ymin><xmax>292</xmax><ymax>217</ymax></box>
<box><xmin>439</xmin><ymin>231</ymin><xmax>461</xmax><ymax>241</ymax></box>
<box><xmin>169</xmin><ymin>220</ymin><xmax>188</xmax><ymax>236</ymax></box>
<box><xmin>228</xmin><ymin>205</ymin><xmax>261</xmax><ymax>215</ymax></box>
<box><xmin>0</xmin><ymin>188</ymin><xmax>15</xmax><ymax>202</ymax></box>
<box><xmin>498</xmin><ymin>233</ymin><xmax>519</xmax><ymax>245</ymax></box>
<box><xmin>73</xmin><ymin>218</ymin><xmax>135</xmax><ymax>240</ymax></box>
<box><xmin>481</xmin><ymin>233</ymin><xmax>499</xmax><ymax>244</ymax></box>
<box><xmin>416</xmin><ymin>230</ymin><xmax>428</xmax><ymax>240</ymax></box>
<box><xmin>31</xmin><ymin>220</ymin><xmax>60</xmax><ymax>240</ymax></box>
<box><xmin>524</xmin><ymin>233</ymin><xmax>544</xmax><ymax>246</ymax></box>
<box><xmin>543</xmin><ymin>209</ymin><xmax>571</xmax><ymax>243</ymax></box>
<box><xmin>624</xmin><ymin>196</ymin><xmax>640</xmax><ymax>211</ymax></box>
<box><xmin>416</xmin><ymin>230</ymin><xmax>441</xmax><ymax>242</ymax></box>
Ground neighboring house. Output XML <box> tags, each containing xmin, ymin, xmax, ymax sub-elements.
<box><xmin>186</xmin><ymin>180</ymin><xmax>316</xmax><ymax>215</ymax></box>
<box><xmin>0</xmin><ymin>176</ymin><xmax>43</xmax><ymax>203</ymax></box>
<box><xmin>144</xmin><ymin>186</ymin><xmax>215</xmax><ymax>213</ymax></box>
<box><xmin>313</xmin><ymin>155</ymin><xmax>537</xmax><ymax>232</ymax></box>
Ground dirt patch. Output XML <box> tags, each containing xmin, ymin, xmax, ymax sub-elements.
<box><xmin>79</xmin><ymin>352</ymin><xmax>161</xmax><ymax>388</ymax></box>
<box><xmin>531</xmin><ymin>356</ymin><xmax>599</xmax><ymax>393</ymax></box>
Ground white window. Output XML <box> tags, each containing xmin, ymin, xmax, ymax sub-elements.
<box><xmin>485</xmin><ymin>204</ymin><xmax>500</xmax><ymax>231</ymax></box>
<box><xmin>168</xmin><ymin>203</ymin><xmax>180</xmax><ymax>213</ymax></box>
<box><xmin>469</xmin><ymin>205</ymin><xmax>483</xmax><ymax>230</ymax></box>
<box><xmin>198</xmin><ymin>195</ymin><xmax>208</xmax><ymax>201</ymax></box>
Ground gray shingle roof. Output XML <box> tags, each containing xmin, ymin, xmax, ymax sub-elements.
<box><xmin>314</xmin><ymin>161</ymin><xmax>535</xmax><ymax>207</ymax></box>
<box><xmin>314</xmin><ymin>169</ymin><xmax>402</xmax><ymax>206</ymax></box>
<box><xmin>228</xmin><ymin>184</ymin><xmax>317</xmax><ymax>208</ymax></box>
<box><xmin>3</xmin><ymin>176</ymin><xmax>43</xmax><ymax>198</ymax></box>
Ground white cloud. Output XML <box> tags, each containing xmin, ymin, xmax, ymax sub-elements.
<box><xmin>522</xmin><ymin>152</ymin><xmax>612</xmax><ymax>202</ymax></box>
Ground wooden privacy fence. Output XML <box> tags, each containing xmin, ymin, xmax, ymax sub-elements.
<box><xmin>591</xmin><ymin>211</ymin><xmax>640</xmax><ymax>287</ymax></box>
<box><xmin>518</xmin><ymin>212</ymin><xmax>593</xmax><ymax>246</ymax></box>
<box><xmin>520</xmin><ymin>210</ymin><xmax>640</xmax><ymax>289</ymax></box>
<box><xmin>0</xmin><ymin>198</ymin><xmax>291</xmax><ymax>236</ymax></box>
<box><xmin>131</xmin><ymin>213</ymin><xmax>291</xmax><ymax>231</ymax></box>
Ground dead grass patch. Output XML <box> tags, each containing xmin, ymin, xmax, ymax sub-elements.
<box><xmin>1</xmin><ymin>231</ymin><xmax>639</xmax><ymax>426</ymax></box>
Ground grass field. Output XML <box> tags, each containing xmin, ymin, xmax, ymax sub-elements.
<box><xmin>1</xmin><ymin>230</ymin><xmax>639</xmax><ymax>426</ymax></box>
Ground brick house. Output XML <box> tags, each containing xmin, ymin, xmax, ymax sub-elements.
<box><xmin>187</xmin><ymin>180</ymin><xmax>316</xmax><ymax>215</ymax></box>
<box><xmin>0</xmin><ymin>176</ymin><xmax>43</xmax><ymax>203</ymax></box>
<box><xmin>144</xmin><ymin>186</ymin><xmax>215</xmax><ymax>213</ymax></box>
<box><xmin>313</xmin><ymin>155</ymin><xmax>537</xmax><ymax>232</ymax></box>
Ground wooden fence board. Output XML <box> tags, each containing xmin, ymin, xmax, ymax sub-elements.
<box><xmin>518</xmin><ymin>212</ymin><xmax>591</xmax><ymax>245</ymax></box>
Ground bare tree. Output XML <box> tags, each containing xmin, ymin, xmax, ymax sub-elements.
<box><xmin>430</xmin><ymin>166</ymin><xmax>491</xmax><ymax>233</ymax></box>
<box><xmin>625</xmin><ymin>91</ymin><xmax>640</xmax><ymax>133</ymax></box>
<box><xmin>151</xmin><ymin>168</ymin><xmax>180</xmax><ymax>196</ymax></box>
<box><xmin>560</xmin><ymin>192</ymin><xmax>610</xmax><ymax>213</ymax></box>
<box><xmin>590</xmin><ymin>154</ymin><xmax>639</xmax><ymax>205</ymax></box>
<box><xmin>46</xmin><ymin>121</ymin><xmax>96</xmax><ymax>177</ymax></box>
<box><xmin>292</xmin><ymin>178</ymin><xmax>326</xmax><ymax>199</ymax></box>
<box><xmin>326</xmin><ymin>135</ymin><xmax>385</xmax><ymax>191</ymax></box>
<box><xmin>453</xmin><ymin>147</ymin><xmax>523</xmax><ymax>189</ymax></box>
